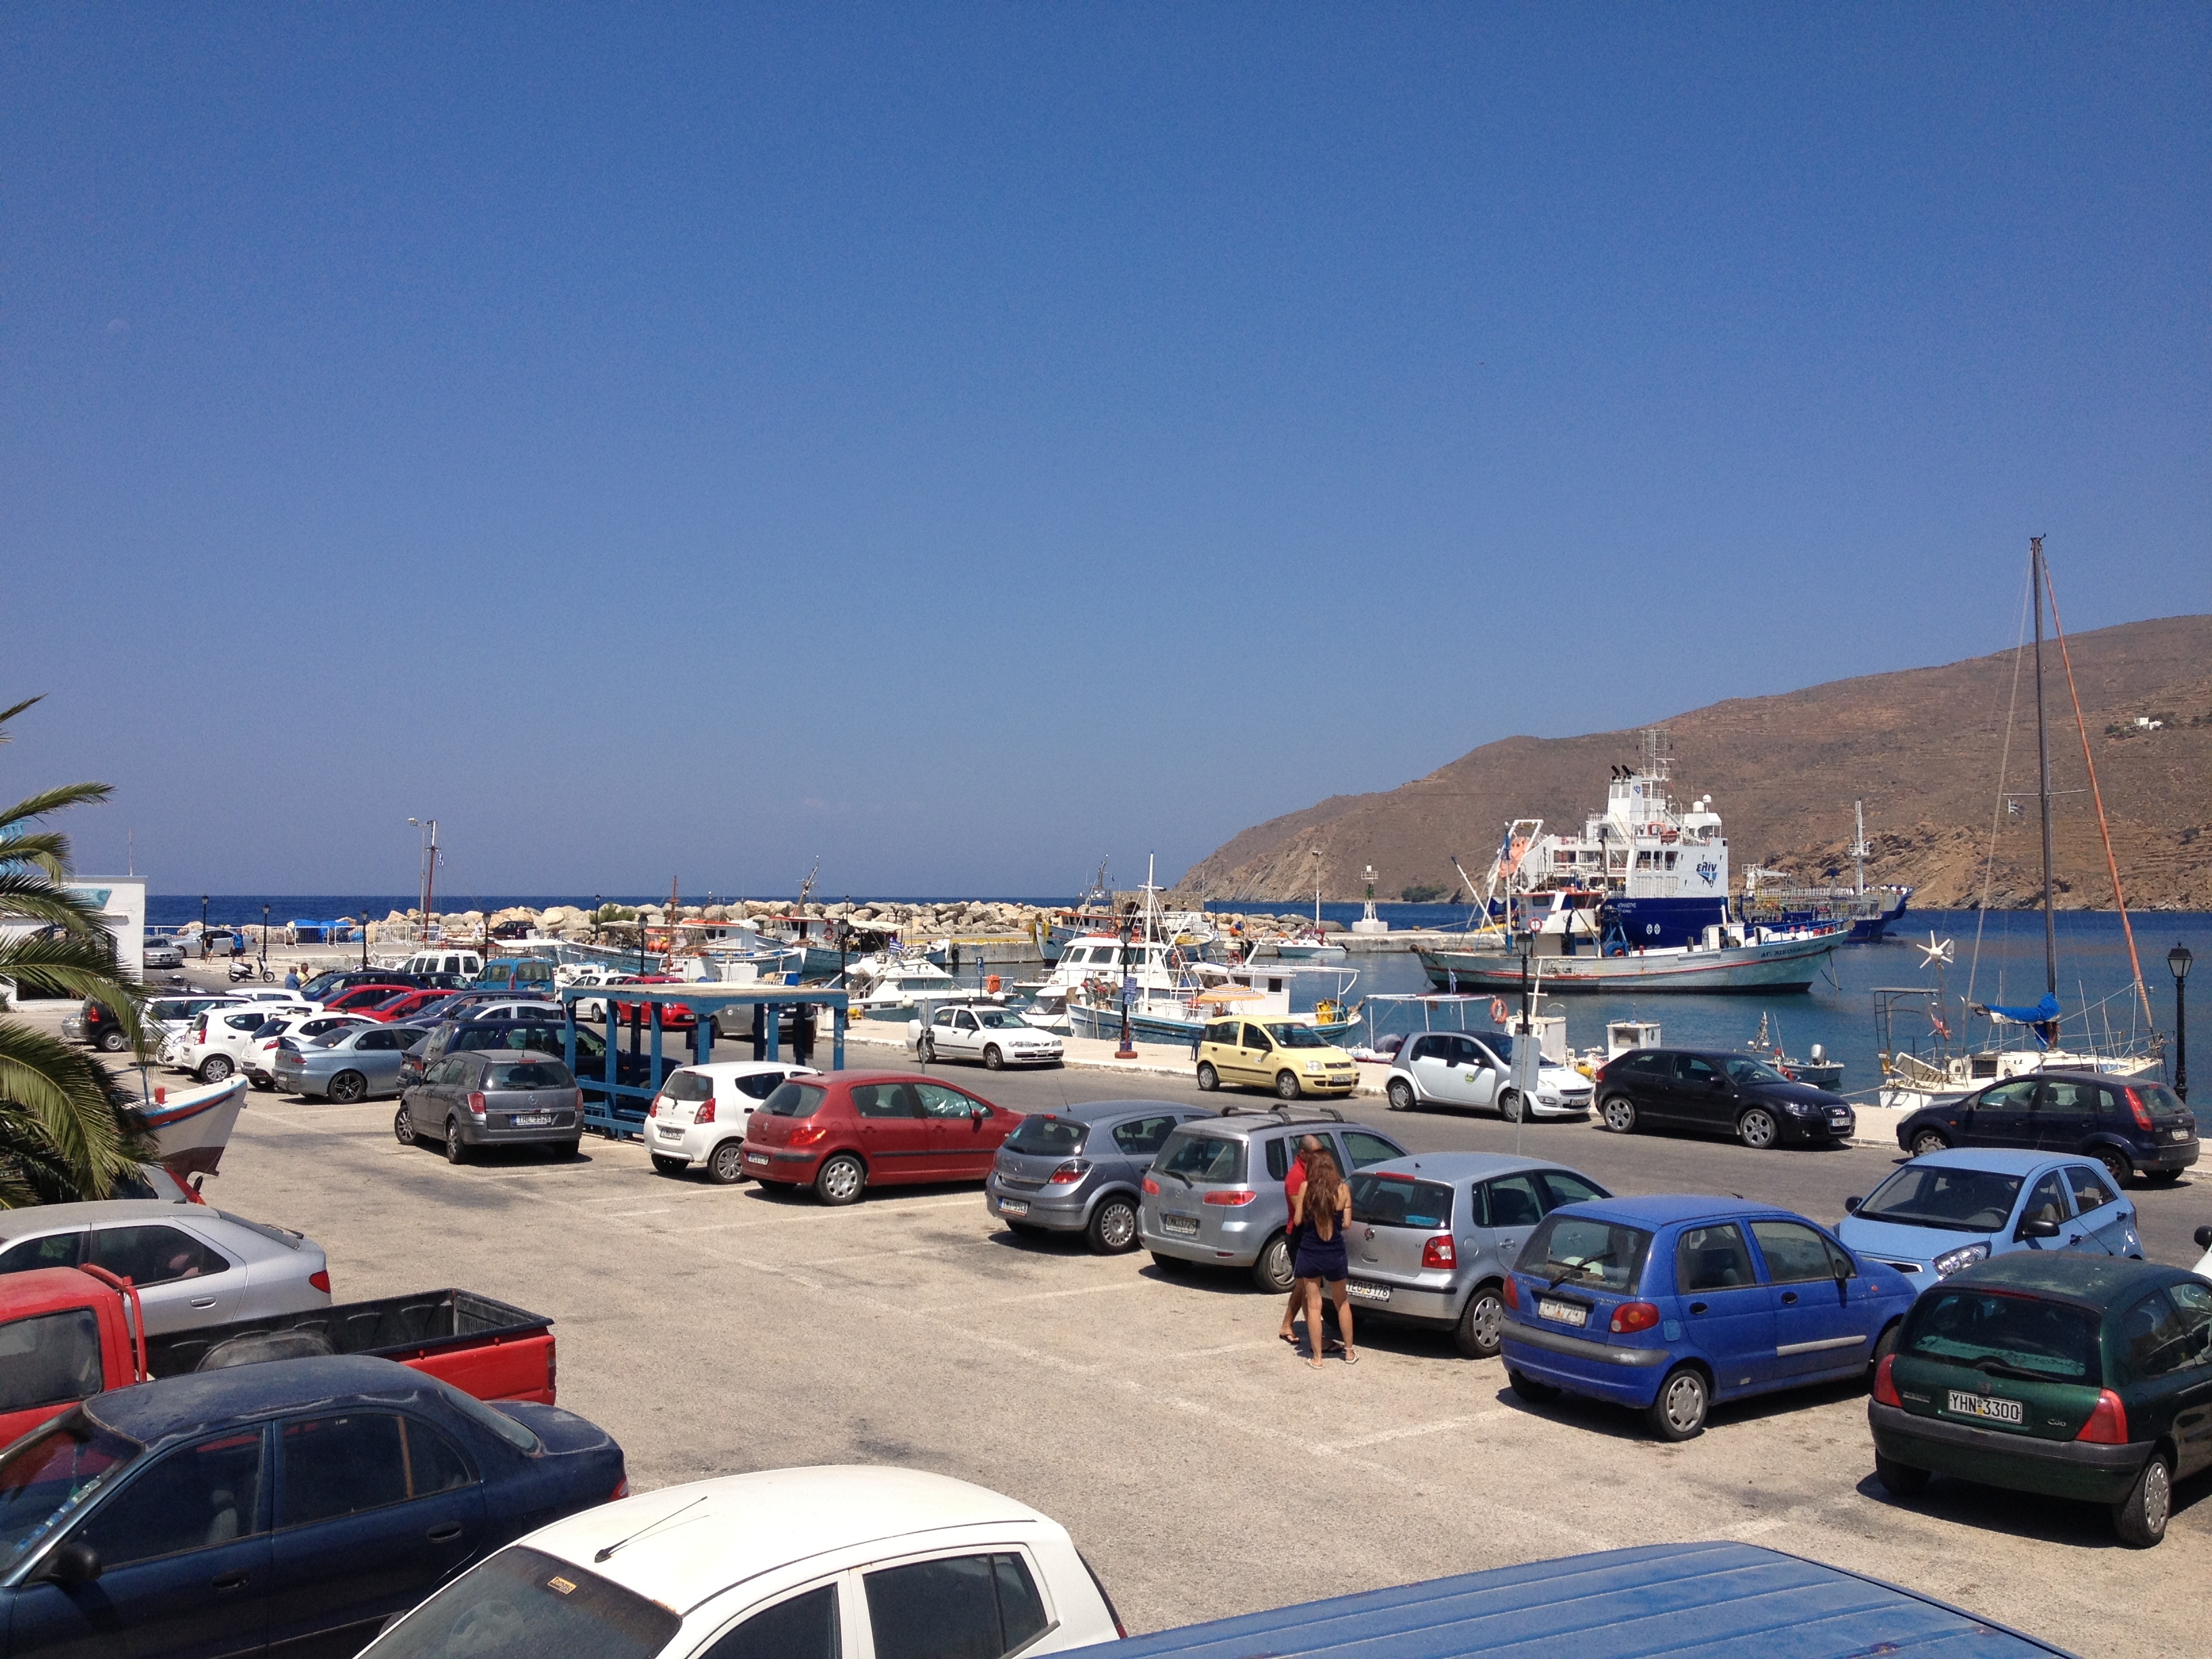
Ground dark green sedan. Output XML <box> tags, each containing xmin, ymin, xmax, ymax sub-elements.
<box><xmin>1868</xmin><ymin>1253</ymin><xmax>2212</xmax><ymax>1544</ymax></box>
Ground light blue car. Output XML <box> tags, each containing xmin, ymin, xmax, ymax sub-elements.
<box><xmin>1837</xmin><ymin>1147</ymin><xmax>2143</xmax><ymax>1287</ymax></box>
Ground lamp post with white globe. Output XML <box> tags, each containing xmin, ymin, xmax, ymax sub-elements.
<box><xmin>2169</xmin><ymin>944</ymin><xmax>2192</xmax><ymax>1103</ymax></box>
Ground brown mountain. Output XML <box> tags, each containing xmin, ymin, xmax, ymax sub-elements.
<box><xmin>1178</xmin><ymin>615</ymin><xmax>2212</xmax><ymax>911</ymax></box>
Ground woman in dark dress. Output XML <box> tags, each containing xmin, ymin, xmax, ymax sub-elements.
<box><xmin>1290</xmin><ymin>1149</ymin><xmax>1356</xmax><ymax>1367</ymax></box>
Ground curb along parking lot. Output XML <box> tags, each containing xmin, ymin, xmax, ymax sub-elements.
<box><xmin>211</xmin><ymin>1048</ymin><xmax>2212</xmax><ymax>1659</ymax></box>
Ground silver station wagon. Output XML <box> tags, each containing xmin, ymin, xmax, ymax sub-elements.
<box><xmin>1137</xmin><ymin>1105</ymin><xmax>1408</xmax><ymax>1291</ymax></box>
<box><xmin>1342</xmin><ymin>1153</ymin><xmax>1612</xmax><ymax>1357</ymax></box>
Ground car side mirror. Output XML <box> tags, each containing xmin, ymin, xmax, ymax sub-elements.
<box><xmin>1832</xmin><ymin>1255</ymin><xmax>1852</xmax><ymax>1282</ymax></box>
<box><xmin>1844</xmin><ymin>1196</ymin><xmax>1862</xmax><ymax>1214</ymax></box>
<box><xmin>37</xmin><ymin>1540</ymin><xmax>100</xmax><ymax>1585</ymax></box>
<box><xmin>2019</xmin><ymin>1216</ymin><xmax>2061</xmax><ymax>1241</ymax></box>
<box><xmin>2196</xmin><ymin>1225</ymin><xmax>2212</xmax><ymax>1251</ymax></box>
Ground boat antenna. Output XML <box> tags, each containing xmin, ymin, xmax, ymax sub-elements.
<box><xmin>2030</xmin><ymin>537</ymin><xmax>2057</xmax><ymax>1003</ymax></box>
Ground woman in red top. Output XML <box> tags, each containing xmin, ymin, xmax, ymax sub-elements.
<box><xmin>1275</xmin><ymin>1134</ymin><xmax>1327</xmax><ymax>1350</ymax></box>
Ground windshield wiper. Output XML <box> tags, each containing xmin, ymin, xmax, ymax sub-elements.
<box><xmin>1973</xmin><ymin>1357</ymin><xmax>2063</xmax><ymax>1383</ymax></box>
<box><xmin>1546</xmin><ymin>1257</ymin><xmax>1597</xmax><ymax>1290</ymax></box>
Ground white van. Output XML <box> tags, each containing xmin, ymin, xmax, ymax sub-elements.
<box><xmin>398</xmin><ymin>949</ymin><xmax>484</xmax><ymax>978</ymax></box>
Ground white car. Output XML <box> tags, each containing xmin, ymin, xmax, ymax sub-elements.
<box><xmin>1385</xmin><ymin>1029</ymin><xmax>1595</xmax><ymax>1120</ymax></box>
<box><xmin>164</xmin><ymin>1002</ymin><xmax>317</xmax><ymax>1083</ymax></box>
<box><xmin>359</xmin><ymin>1466</ymin><xmax>1123</xmax><ymax>1659</ymax></box>
<box><xmin>648</xmin><ymin>1061</ymin><xmax>820</xmax><ymax>1183</ymax></box>
<box><xmin>242</xmin><ymin>1011</ymin><xmax>374</xmax><ymax>1088</ymax></box>
<box><xmin>914</xmin><ymin>1004</ymin><xmax>1066</xmax><ymax>1069</ymax></box>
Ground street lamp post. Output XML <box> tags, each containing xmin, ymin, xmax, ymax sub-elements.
<box><xmin>261</xmin><ymin>904</ymin><xmax>270</xmax><ymax>975</ymax></box>
<box><xmin>2170</xmin><ymin>943</ymin><xmax>2193</xmax><ymax>1103</ymax></box>
<box><xmin>199</xmin><ymin>895</ymin><xmax>209</xmax><ymax>960</ymax></box>
<box><xmin>1115</xmin><ymin>905</ymin><xmax>1138</xmax><ymax>1060</ymax></box>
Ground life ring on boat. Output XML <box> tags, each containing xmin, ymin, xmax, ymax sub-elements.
<box><xmin>1489</xmin><ymin>997</ymin><xmax>1509</xmax><ymax>1023</ymax></box>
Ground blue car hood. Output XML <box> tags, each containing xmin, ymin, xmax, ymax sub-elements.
<box><xmin>1838</xmin><ymin>1214</ymin><xmax>1992</xmax><ymax>1265</ymax></box>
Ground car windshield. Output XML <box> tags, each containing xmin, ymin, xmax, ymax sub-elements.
<box><xmin>1154</xmin><ymin>1130</ymin><xmax>1244</xmax><ymax>1183</ymax></box>
<box><xmin>1517</xmin><ymin>1214</ymin><xmax>1653</xmax><ymax>1294</ymax></box>
<box><xmin>1723</xmin><ymin>1057</ymin><xmax>1786</xmax><ymax>1084</ymax></box>
<box><xmin>1904</xmin><ymin>1288</ymin><xmax>2103</xmax><ymax>1384</ymax></box>
<box><xmin>762</xmin><ymin>1081</ymin><xmax>827</xmax><ymax>1118</ymax></box>
<box><xmin>0</xmin><ymin>1415</ymin><xmax>142</xmax><ymax>1576</ymax></box>
<box><xmin>976</xmin><ymin>1010</ymin><xmax>1031</xmax><ymax>1029</ymax></box>
<box><xmin>1006</xmin><ymin>1116</ymin><xmax>1088</xmax><ymax>1155</ymax></box>
<box><xmin>487</xmin><ymin>1061</ymin><xmax>575</xmax><ymax>1090</ymax></box>
<box><xmin>361</xmin><ymin>1545</ymin><xmax>678</xmax><ymax>1659</ymax></box>
<box><xmin>1263</xmin><ymin>1023</ymin><xmax>1332</xmax><ymax>1049</ymax></box>
<box><xmin>1475</xmin><ymin>1033</ymin><xmax>1513</xmax><ymax>1064</ymax></box>
<box><xmin>1349</xmin><ymin>1173</ymin><xmax>1454</xmax><ymax>1230</ymax></box>
<box><xmin>1855</xmin><ymin>1166</ymin><xmax>2025</xmax><ymax>1233</ymax></box>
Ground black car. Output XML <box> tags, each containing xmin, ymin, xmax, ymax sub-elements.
<box><xmin>1592</xmin><ymin>1048</ymin><xmax>1856</xmax><ymax>1149</ymax></box>
<box><xmin>1895</xmin><ymin>1071</ymin><xmax>2197</xmax><ymax>1188</ymax></box>
<box><xmin>297</xmin><ymin>969</ymin><xmax>470</xmax><ymax>1001</ymax></box>
<box><xmin>402</xmin><ymin>1019</ymin><xmax>656</xmax><ymax>1097</ymax></box>
<box><xmin>0</xmin><ymin>1355</ymin><xmax>623</xmax><ymax>1659</ymax></box>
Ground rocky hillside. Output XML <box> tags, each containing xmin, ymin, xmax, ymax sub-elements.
<box><xmin>1178</xmin><ymin>615</ymin><xmax>2212</xmax><ymax>911</ymax></box>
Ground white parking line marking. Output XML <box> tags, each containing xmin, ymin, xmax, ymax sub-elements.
<box><xmin>1325</xmin><ymin>1412</ymin><xmax>1508</xmax><ymax>1451</ymax></box>
<box><xmin>598</xmin><ymin>1208</ymin><xmax>673</xmax><ymax>1218</ymax></box>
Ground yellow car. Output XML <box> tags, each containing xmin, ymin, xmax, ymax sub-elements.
<box><xmin>1196</xmin><ymin>1017</ymin><xmax>1359</xmax><ymax>1099</ymax></box>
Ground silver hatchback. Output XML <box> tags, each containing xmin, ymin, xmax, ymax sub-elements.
<box><xmin>396</xmin><ymin>1050</ymin><xmax>583</xmax><ymax>1164</ymax></box>
<box><xmin>1136</xmin><ymin>1105</ymin><xmax>1410</xmax><ymax>1291</ymax></box>
<box><xmin>987</xmin><ymin>1099</ymin><xmax>1214</xmax><ymax>1254</ymax></box>
<box><xmin>1341</xmin><ymin>1153</ymin><xmax>1612</xmax><ymax>1357</ymax></box>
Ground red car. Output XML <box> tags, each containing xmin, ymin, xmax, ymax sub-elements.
<box><xmin>361</xmin><ymin>987</ymin><xmax>455</xmax><ymax>1023</ymax></box>
<box><xmin>610</xmin><ymin>975</ymin><xmax>699</xmax><ymax>1031</ymax></box>
<box><xmin>319</xmin><ymin>983</ymin><xmax>417</xmax><ymax>1014</ymax></box>
<box><xmin>740</xmin><ymin>1071</ymin><xmax>1023</xmax><ymax>1205</ymax></box>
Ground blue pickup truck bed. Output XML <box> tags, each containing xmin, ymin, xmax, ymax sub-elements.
<box><xmin>1073</xmin><ymin>1542</ymin><xmax>2071</xmax><ymax>1659</ymax></box>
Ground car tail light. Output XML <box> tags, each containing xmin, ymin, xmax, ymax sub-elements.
<box><xmin>1872</xmin><ymin>1353</ymin><xmax>1902</xmax><ymax>1408</ymax></box>
<box><xmin>1610</xmin><ymin>1301</ymin><xmax>1660</xmax><ymax>1334</ymax></box>
<box><xmin>196</xmin><ymin>1026</ymin><xmax>206</xmax><ymax>1045</ymax></box>
<box><xmin>1142</xmin><ymin>1175</ymin><xmax>1160</xmax><ymax>1195</ymax></box>
<box><xmin>466</xmin><ymin>1091</ymin><xmax>487</xmax><ymax>1117</ymax></box>
<box><xmin>790</xmin><ymin>1125</ymin><xmax>828</xmax><ymax>1147</ymax></box>
<box><xmin>572</xmin><ymin>1090</ymin><xmax>583</xmax><ymax>1113</ymax></box>
<box><xmin>1502</xmin><ymin>1275</ymin><xmax>1521</xmax><ymax>1309</ymax></box>
<box><xmin>547</xmin><ymin>1340</ymin><xmax>556</xmax><ymax>1396</ymax></box>
<box><xmin>1420</xmin><ymin>1235</ymin><xmax>1456</xmax><ymax>1269</ymax></box>
<box><xmin>1047</xmin><ymin>1160</ymin><xmax>1087</xmax><ymax>1185</ymax></box>
<box><xmin>697</xmin><ymin>1101</ymin><xmax>716</xmax><ymax>1125</ymax></box>
<box><xmin>2123</xmin><ymin>1088</ymin><xmax>2156</xmax><ymax>1132</ymax></box>
<box><xmin>2076</xmin><ymin>1389</ymin><xmax>2130</xmax><ymax>1444</ymax></box>
<box><xmin>611</xmin><ymin>1475</ymin><xmax>628</xmax><ymax>1500</ymax></box>
<box><xmin>1202</xmin><ymin>1188</ymin><xmax>1257</xmax><ymax>1206</ymax></box>
<box><xmin>87</xmin><ymin>1003</ymin><xmax>104</xmax><ymax>1022</ymax></box>
<box><xmin>309</xmin><ymin>1269</ymin><xmax>331</xmax><ymax>1294</ymax></box>
<box><xmin>647</xmin><ymin>1098</ymin><xmax>659</xmax><ymax>1118</ymax></box>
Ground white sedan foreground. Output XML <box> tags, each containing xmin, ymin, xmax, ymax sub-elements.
<box><xmin>914</xmin><ymin>1004</ymin><xmax>1066</xmax><ymax>1069</ymax></box>
<box><xmin>358</xmin><ymin>1465</ymin><xmax>1124</xmax><ymax>1659</ymax></box>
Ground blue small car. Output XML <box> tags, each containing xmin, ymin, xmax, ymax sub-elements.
<box><xmin>1500</xmin><ymin>1195</ymin><xmax>1917</xmax><ymax>1441</ymax></box>
<box><xmin>1837</xmin><ymin>1147</ymin><xmax>2144</xmax><ymax>1288</ymax></box>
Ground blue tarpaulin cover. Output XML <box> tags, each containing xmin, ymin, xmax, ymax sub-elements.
<box><xmin>1067</xmin><ymin>1542</ymin><xmax>2072</xmax><ymax>1659</ymax></box>
<box><xmin>1986</xmin><ymin>993</ymin><xmax>2062</xmax><ymax>1027</ymax></box>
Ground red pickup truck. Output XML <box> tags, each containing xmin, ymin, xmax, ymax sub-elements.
<box><xmin>0</xmin><ymin>1265</ymin><xmax>556</xmax><ymax>1446</ymax></box>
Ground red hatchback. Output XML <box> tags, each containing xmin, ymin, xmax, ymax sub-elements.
<box><xmin>361</xmin><ymin>987</ymin><xmax>454</xmax><ymax>1023</ymax></box>
<box><xmin>320</xmin><ymin>983</ymin><xmax>416</xmax><ymax>1014</ymax></box>
<box><xmin>740</xmin><ymin>1071</ymin><xmax>1024</xmax><ymax>1204</ymax></box>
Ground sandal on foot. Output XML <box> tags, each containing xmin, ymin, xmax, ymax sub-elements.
<box><xmin>1343</xmin><ymin>1349</ymin><xmax>1359</xmax><ymax>1364</ymax></box>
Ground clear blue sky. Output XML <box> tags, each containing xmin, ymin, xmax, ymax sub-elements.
<box><xmin>6</xmin><ymin>5</ymin><xmax>2206</xmax><ymax>900</ymax></box>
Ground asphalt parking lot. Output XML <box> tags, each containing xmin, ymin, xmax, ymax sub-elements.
<box><xmin>195</xmin><ymin>1046</ymin><xmax>2211</xmax><ymax>1659</ymax></box>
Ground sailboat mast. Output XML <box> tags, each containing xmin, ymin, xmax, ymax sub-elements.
<box><xmin>2030</xmin><ymin>536</ymin><xmax>2057</xmax><ymax>996</ymax></box>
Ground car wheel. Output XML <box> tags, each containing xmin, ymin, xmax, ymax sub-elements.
<box><xmin>705</xmin><ymin>1141</ymin><xmax>747</xmax><ymax>1185</ymax></box>
<box><xmin>1647</xmin><ymin>1365</ymin><xmax>1709</xmax><ymax>1441</ymax></box>
<box><xmin>1736</xmin><ymin>1107</ymin><xmax>1778</xmax><ymax>1150</ymax></box>
<box><xmin>2113</xmin><ymin>1449</ymin><xmax>2173</xmax><ymax>1547</ymax></box>
<box><xmin>919</xmin><ymin>1034</ymin><xmax>936</xmax><ymax>1063</ymax></box>
<box><xmin>1088</xmin><ymin>1197</ymin><xmax>1140</xmax><ymax>1254</ymax></box>
<box><xmin>1196</xmin><ymin>1062</ymin><xmax>1219</xmax><ymax>1092</ymax></box>
<box><xmin>444</xmin><ymin>1120</ymin><xmax>469</xmax><ymax>1164</ymax></box>
<box><xmin>327</xmin><ymin>1071</ymin><xmax>367</xmax><ymax>1105</ymax></box>
<box><xmin>392</xmin><ymin>1103</ymin><xmax>418</xmax><ymax>1147</ymax></box>
<box><xmin>651</xmin><ymin>1153</ymin><xmax>687</xmax><ymax>1175</ymax></box>
<box><xmin>815</xmin><ymin>1153</ymin><xmax>865</xmax><ymax>1206</ymax></box>
<box><xmin>1601</xmin><ymin>1094</ymin><xmax>1637</xmax><ymax>1134</ymax></box>
<box><xmin>1499</xmin><ymin>1088</ymin><xmax>1524</xmax><ymax>1124</ymax></box>
<box><xmin>1455</xmin><ymin>1284</ymin><xmax>1505</xmax><ymax>1359</ymax></box>
<box><xmin>2096</xmin><ymin>1148</ymin><xmax>2133</xmax><ymax>1189</ymax></box>
<box><xmin>1387</xmin><ymin>1076</ymin><xmax>1415</xmax><ymax>1111</ymax></box>
<box><xmin>1507</xmin><ymin>1369</ymin><xmax>1559</xmax><ymax>1404</ymax></box>
<box><xmin>983</xmin><ymin>1045</ymin><xmax>1004</xmax><ymax>1071</ymax></box>
<box><xmin>1275</xmin><ymin>1070</ymin><xmax>1302</xmax><ymax>1101</ymax></box>
<box><xmin>97</xmin><ymin>1027</ymin><xmax>128</xmax><ymax>1052</ymax></box>
<box><xmin>1252</xmin><ymin>1231</ymin><xmax>1296</xmax><ymax>1292</ymax></box>
<box><xmin>1875</xmin><ymin>1454</ymin><xmax>1931</xmax><ymax>1498</ymax></box>
<box><xmin>1908</xmin><ymin>1129</ymin><xmax>1949</xmax><ymax>1157</ymax></box>
<box><xmin>198</xmin><ymin>1054</ymin><xmax>234</xmax><ymax>1084</ymax></box>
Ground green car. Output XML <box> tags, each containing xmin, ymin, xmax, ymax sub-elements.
<box><xmin>1869</xmin><ymin>1252</ymin><xmax>2212</xmax><ymax>1545</ymax></box>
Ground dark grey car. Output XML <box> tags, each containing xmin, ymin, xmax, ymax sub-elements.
<box><xmin>395</xmin><ymin>1050</ymin><xmax>583</xmax><ymax>1164</ymax></box>
<box><xmin>985</xmin><ymin>1100</ymin><xmax>1215</xmax><ymax>1254</ymax></box>
<box><xmin>1343</xmin><ymin>1153</ymin><xmax>1612</xmax><ymax>1357</ymax></box>
<box><xmin>1136</xmin><ymin>1105</ymin><xmax>1410</xmax><ymax>1291</ymax></box>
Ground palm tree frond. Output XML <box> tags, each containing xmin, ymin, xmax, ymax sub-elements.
<box><xmin>0</xmin><ymin>872</ymin><xmax>112</xmax><ymax>937</ymax></box>
<box><xmin>0</xmin><ymin>696</ymin><xmax>43</xmax><ymax>738</ymax></box>
<box><xmin>0</xmin><ymin>1021</ymin><xmax>146</xmax><ymax>1204</ymax></box>
<box><xmin>0</xmin><ymin>782</ymin><xmax>113</xmax><ymax>838</ymax></box>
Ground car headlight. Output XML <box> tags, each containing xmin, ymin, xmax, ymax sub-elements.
<box><xmin>1931</xmin><ymin>1242</ymin><xmax>1990</xmax><ymax>1277</ymax></box>
<box><xmin>1304</xmin><ymin>1061</ymin><xmax>1324</xmax><ymax>1072</ymax></box>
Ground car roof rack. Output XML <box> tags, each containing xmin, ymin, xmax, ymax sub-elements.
<box><xmin>1219</xmin><ymin>1104</ymin><xmax>1347</xmax><ymax>1124</ymax></box>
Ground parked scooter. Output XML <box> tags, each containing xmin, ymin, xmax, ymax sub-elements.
<box><xmin>228</xmin><ymin>958</ymin><xmax>274</xmax><ymax>983</ymax></box>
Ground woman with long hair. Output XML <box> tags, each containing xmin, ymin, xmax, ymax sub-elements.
<box><xmin>1290</xmin><ymin>1148</ymin><xmax>1356</xmax><ymax>1366</ymax></box>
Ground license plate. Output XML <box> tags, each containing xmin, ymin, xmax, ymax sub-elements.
<box><xmin>1947</xmin><ymin>1389</ymin><xmax>2023</xmax><ymax>1425</ymax></box>
<box><xmin>999</xmin><ymin>1200</ymin><xmax>1029</xmax><ymax>1217</ymax></box>
<box><xmin>1162</xmin><ymin>1213</ymin><xmax>1200</xmax><ymax>1237</ymax></box>
<box><xmin>1538</xmin><ymin>1298</ymin><xmax>1589</xmax><ymax>1328</ymax></box>
<box><xmin>746</xmin><ymin>1151</ymin><xmax>769</xmax><ymax>1165</ymax></box>
<box><xmin>1346</xmin><ymin>1282</ymin><xmax>1391</xmax><ymax>1303</ymax></box>
<box><xmin>2173</xmin><ymin>1128</ymin><xmax>2192</xmax><ymax>1142</ymax></box>
<box><xmin>513</xmin><ymin>1113</ymin><xmax>552</xmax><ymax>1127</ymax></box>
<box><xmin>654</xmin><ymin>1125</ymin><xmax>682</xmax><ymax>1140</ymax></box>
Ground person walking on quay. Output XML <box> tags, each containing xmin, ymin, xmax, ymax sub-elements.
<box><xmin>1290</xmin><ymin>1147</ymin><xmax>1357</xmax><ymax>1368</ymax></box>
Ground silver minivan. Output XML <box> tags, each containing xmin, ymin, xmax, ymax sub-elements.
<box><xmin>1137</xmin><ymin>1105</ymin><xmax>1409</xmax><ymax>1291</ymax></box>
<box><xmin>1342</xmin><ymin>1153</ymin><xmax>1612</xmax><ymax>1357</ymax></box>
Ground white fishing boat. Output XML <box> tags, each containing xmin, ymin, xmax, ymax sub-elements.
<box><xmin>131</xmin><ymin>1077</ymin><xmax>248</xmax><ymax>1177</ymax></box>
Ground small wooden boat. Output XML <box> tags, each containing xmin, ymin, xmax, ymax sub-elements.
<box><xmin>128</xmin><ymin>1077</ymin><xmax>248</xmax><ymax>1176</ymax></box>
